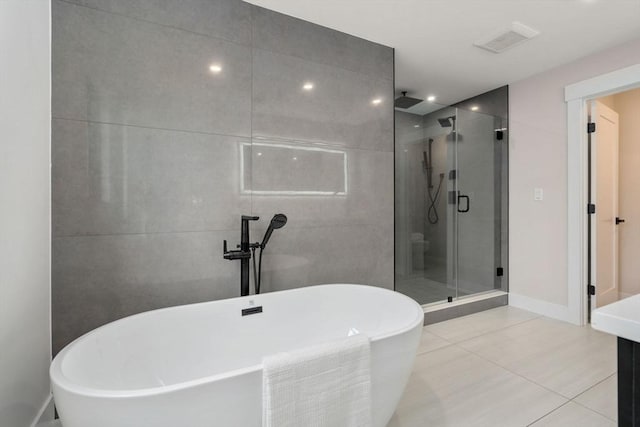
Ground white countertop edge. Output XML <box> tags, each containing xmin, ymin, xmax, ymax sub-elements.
<box><xmin>591</xmin><ymin>294</ymin><xmax>640</xmax><ymax>343</ymax></box>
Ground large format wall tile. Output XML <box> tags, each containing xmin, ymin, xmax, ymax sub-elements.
<box><xmin>52</xmin><ymin>0</ymin><xmax>395</xmax><ymax>355</ymax></box>
<box><xmin>249</xmin><ymin>140</ymin><xmax>393</xmax><ymax>229</ymax></box>
<box><xmin>252</xmin><ymin>49</ymin><xmax>393</xmax><ymax>151</ymax></box>
<box><xmin>62</xmin><ymin>0</ymin><xmax>251</xmax><ymax>45</ymax></box>
<box><xmin>254</xmin><ymin>223</ymin><xmax>394</xmax><ymax>294</ymax></box>
<box><xmin>252</xmin><ymin>6</ymin><xmax>393</xmax><ymax>81</ymax></box>
<box><xmin>52</xmin><ymin>230</ymin><xmax>241</xmax><ymax>354</ymax></box>
<box><xmin>52</xmin><ymin>0</ymin><xmax>251</xmax><ymax>136</ymax></box>
<box><xmin>53</xmin><ymin>119</ymin><xmax>251</xmax><ymax>236</ymax></box>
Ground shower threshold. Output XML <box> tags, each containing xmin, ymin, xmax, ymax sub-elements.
<box><xmin>421</xmin><ymin>290</ymin><xmax>508</xmax><ymax>325</ymax></box>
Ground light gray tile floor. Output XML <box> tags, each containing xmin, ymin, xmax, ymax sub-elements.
<box><xmin>389</xmin><ymin>306</ymin><xmax>617</xmax><ymax>427</ymax></box>
<box><xmin>574</xmin><ymin>374</ymin><xmax>618</xmax><ymax>422</ymax></box>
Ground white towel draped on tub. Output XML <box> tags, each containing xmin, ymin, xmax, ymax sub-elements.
<box><xmin>262</xmin><ymin>334</ymin><xmax>372</xmax><ymax>427</ymax></box>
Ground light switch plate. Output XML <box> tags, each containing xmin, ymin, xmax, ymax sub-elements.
<box><xmin>534</xmin><ymin>188</ymin><xmax>543</xmax><ymax>201</ymax></box>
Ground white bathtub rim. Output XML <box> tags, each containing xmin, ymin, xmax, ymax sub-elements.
<box><xmin>51</xmin><ymin>284</ymin><xmax>423</xmax><ymax>399</ymax></box>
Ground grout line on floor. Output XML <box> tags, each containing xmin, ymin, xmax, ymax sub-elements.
<box><xmin>415</xmin><ymin>341</ymin><xmax>455</xmax><ymax>356</ymax></box>
<box><xmin>525</xmin><ymin>400</ymin><xmax>573</xmax><ymax>426</ymax></box>
<box><xmin>570</xmin><ymin>399</ymin><xmax>617</xmax><ymax>423</ymax></box>
<box><xmin>570</xmin><ymin>372</ymin><xmax>618</xmax><ymax>422</ymax></box>
<box><xmin>426</xmin><ymin>310</ymin><xmax>542</xmax><ymax>343</ymax></box>
<box><xmin>454</xmin><ymin>319</ymin><xmax>616</xmax><ymax>403</ymax></box>
<box><xmin>446</xmin><ymin>314</ymin><xmax>587</xmax><ymax>399</ymax></box>
<box><xmin>453</xmin><ymin>340</ymin><xmax>570</xmax><ymax>401</ymax></box>
<box><xmin>572</xmin><ymin>372</ymin><xmax>616</xmax><ymax>399</ymax></box>
<box><xmin>443</xmin><ymin>339</ymin><xmax>570</xmax><ymax>426</ymax></box>
<box><xmin>404</xmin><ymin>310</ymin><xmax>616</xmax><ymax>427</ymax></box>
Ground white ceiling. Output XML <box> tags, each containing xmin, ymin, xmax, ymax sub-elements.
<box><xmin>245</xmin><ymin>0</ymin><xmax>640</xmax><ymax>113</ymax></box>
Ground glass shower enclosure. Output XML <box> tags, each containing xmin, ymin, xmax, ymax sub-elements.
<box><xmin>395</xmin><ymin>96</ymin><xmax>508</xmax><ymax>305</ymax></box>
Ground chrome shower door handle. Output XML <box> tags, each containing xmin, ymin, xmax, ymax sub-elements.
<box><xmin>457</xmin><ymin>194</ymin><xmax>470</xmax><ymax>213</ymax></box>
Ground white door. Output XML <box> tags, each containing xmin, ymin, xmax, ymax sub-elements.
<box><xmin>590</xmin><ymin>100</ymin><xmax>620</xmax><ymax>309</ymax></box>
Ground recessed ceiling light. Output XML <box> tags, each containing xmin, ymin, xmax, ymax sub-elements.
<box><xmin>427</xmin><ymin>95</ymin><xmax>436</xmax><ymax>102</ymax></box>
<box><xmin>471</xmin><ymin>105</ymin><xmax>479</xmax><ymax>111</ymax></box>
<box><xmin>372</xmin><ymin>98</ymin><xmax>382</xmax><ymax>105</ymax></box>
<box><xmin>303</xmin><ymin>82</ymin><xmax>314</xmax><ymax>91</ymax></box>
<box><xmin>209</xmin><ymin>64</ymin><xmax>222</xmax><ymax>73</ymax></box>
<box><xmin>414</xmin><ymin>125</ymin><xmax>420</xmax><ymax>128</ymax></box>
<box><xmin>292</xmin><ymin>157</ymin><xmax>298</xmax><ymax>161</ymax></box>
<box><xmin>257</xmin><ymin>152</ymin><xmax>262</xmax><ymax>156</ymax></box>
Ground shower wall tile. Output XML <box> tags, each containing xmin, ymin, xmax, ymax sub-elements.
<box><xmin>52</xmin><ymin>0</ymin><xmax>251</xmax><ymax>136</ymax></box>
<box><xmin>251</xmin><ymin>6</ymin><xmax>393</xmax><ymax>81</ymax></box>
<box><xmin>252</xmin><ymin>49</ymin><xmax>394</xmax><ymax>152</ymax></box>
<box><xmin>62</xmin><ymin>0</ymin><xmax>252</xmax><ymax>45</ymax></box>
<box><xmin>250</xmin><ymin>143</ymin><xmax>393</xmax><ymax>229</ymax></box>
<box><xmin>254</xmin><ymin>223</ymin><xmax>395</xmax><ymax>294</ymax></box>
<box><xmin>52</xmin><ymin>230</ymin><xmax>240</xmax><ymax>354</ymax></box>
<box><xmin>394</xmin><ymin>111</ymin><xmax>426</xmax><ymax>277</ymax></box>
<box><xmin>52</xmin><ymin>118</ymin><xmax>251</xmax><ymax>236</ymax></box>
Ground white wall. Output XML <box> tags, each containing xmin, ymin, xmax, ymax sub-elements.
<box><xmin>0</xmin><ymin>0</ymin><xmax>52</xmax><ymax>425</ymax></box>
<box><xmin>614</xmin><ymin>88</ymin><xmax>640</xmax><ymax>298</ymax></box>
<box><xmin>509</xmin><ymin>37</ymin><xmax>640</xmax><ymax>318</ymax></box>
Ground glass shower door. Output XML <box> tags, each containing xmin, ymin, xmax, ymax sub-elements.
<box><xmin>451</xmin><ymin>108</ymin><xmax>506</xmax><ymax>299</ymax></box>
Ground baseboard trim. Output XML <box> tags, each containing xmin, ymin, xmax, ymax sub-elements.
<box><xmin>509</xmin><ymin>293</ymin><xmax>572</xmax><ymax>323</ymax></box>
<box><xmin>30</xmin><ymin>394</ymin><xmax>54</xmax><ymax>427</ymax></box>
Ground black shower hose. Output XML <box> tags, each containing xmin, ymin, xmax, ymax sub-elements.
<box><xmin>427</xmin><ymin>175</ymin><xmax>444</xmax><ymax>225</ymax></box>
<box><xmin>251</xmin><ymin>246</ymin><xmax>265</xmax><ymax>295</ymax></box>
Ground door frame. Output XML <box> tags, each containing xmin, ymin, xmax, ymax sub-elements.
<box><xmin>565</xmin><ymin>63</ymin><xmax>640</xmax><ymax>325</ymax></box>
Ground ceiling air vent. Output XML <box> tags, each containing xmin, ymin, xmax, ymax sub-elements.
<box><xmin>474</xmin><ymin>22</ymin><xmax>540</xmax><ymax>54</ymax></box>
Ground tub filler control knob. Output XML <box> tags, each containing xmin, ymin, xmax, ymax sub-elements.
<box><xmin>223</xmin><ymin>240</ymin><xmax>251</xmax><ymax>260</ymax></box>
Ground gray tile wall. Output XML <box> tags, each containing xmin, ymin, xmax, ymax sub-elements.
<box><xmin>52</xmin><ymin>0</ymin><xmax>394</xmax><ymax>354</ymax></box>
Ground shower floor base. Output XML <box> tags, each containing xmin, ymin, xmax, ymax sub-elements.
<box><xmin>422</xmin><ymin>291</ymin><xmax>508</xmax><ymax>325</ymax></box>
<box><xmin>396</xmin><ymin>276</ymin><xmax>470</xmax><ymax>305</ymax></box>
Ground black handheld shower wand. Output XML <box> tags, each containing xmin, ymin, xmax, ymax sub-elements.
<box><xmin>260</xmin><ymin>214</ymin><xmax>288</xmax><ymax>249</ymax></box>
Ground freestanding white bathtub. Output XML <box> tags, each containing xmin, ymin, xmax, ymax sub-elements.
<box><xmin>51</xmin><ymin>284</ymin><xmax>424</xmax><ymax>427</ymax></box>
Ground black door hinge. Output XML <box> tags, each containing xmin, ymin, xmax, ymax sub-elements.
<box><xmin>497</xmin><ymin>267</ymin><xmax>504</xmax><ymax>277</ymax></box>
<box><xmin>588</xmin><ymin>204</ymin><xmax>596</xmax><ymax>214</ymax></box>
<box><xmin>587</xmin><ymin>122</ymin><xmax>596</xmax><ymax>133</ymax></box>
<box><xmin>588</xmin><ymin>285</ymin><xmax>596</xmax><ymax>295</ymax></box>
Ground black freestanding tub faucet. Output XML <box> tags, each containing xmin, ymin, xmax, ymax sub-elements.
<box><xmin>223</xmin><ymin>215</ymin><xmax>259</xmax><ymax>296</ymax></box>
<box><xmin>223</xmin><ymin>214</ymin><xmax>288</xmax><ymax>297</ymax></box>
